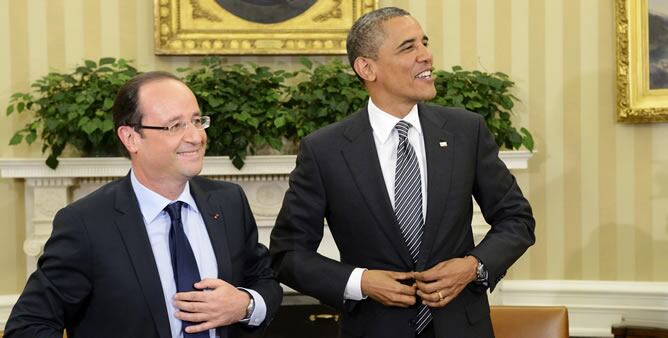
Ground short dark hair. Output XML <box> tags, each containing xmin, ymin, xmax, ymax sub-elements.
<box><xmin>346</xmin><ymin>7</ymin><xmax>410</xmax><ymax>80</ymax></box>
<box><xmin>112</xmin><ymin>71</ymin><xmax>182</xmax><ymax>158</ymax></box>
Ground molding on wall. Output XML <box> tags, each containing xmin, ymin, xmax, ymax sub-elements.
<box><xmin>0</xmin><ymin>151</ymin><xmax>535</xmax><ymax>178</ymax></box>
<box><xmin>2</xmin><ymin>280</ymin><xmax>666</xmax><ymax>335</ymax></box>
<box><xmin>496</xmin><ymin>280</ymin><xmax>668</xmax><ymax>337</ymax></box>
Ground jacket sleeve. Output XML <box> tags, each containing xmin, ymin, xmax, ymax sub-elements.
<box><xmin>4</xmin><ymin>208</ymin><xmax>93</xmax><ymax>338</ymax></box>
<box><xmin>468</xmin><ymin>114</ymin><xmax>536</xmax><ymax>291</ymax></box>
<box><xmin>269</xmin><ymin>137</ymin><xmax>355</xmax><ymax>311</ymax></box>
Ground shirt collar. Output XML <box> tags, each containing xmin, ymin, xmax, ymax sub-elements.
<box><xmin>367</xmin><ymin>98</ymin><xmax>423</xmax><ymax>145</ymax></box>
<box><xmin>130</xmin><ymin>170</ymin><xmax>200</xmax><ymax>224</ymax></box>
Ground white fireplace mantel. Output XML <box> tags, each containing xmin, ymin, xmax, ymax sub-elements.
<box><xmin>0</xmin><ymin>151</ymin><xmax>532</xmax><ymax>277</ymax></box>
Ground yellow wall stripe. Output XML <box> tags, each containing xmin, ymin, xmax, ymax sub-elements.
<box><xmin>634</xmin><ymin>126</ymin><xmax>653</xmax><ymax>280</ymax></box>
<box><xmin>562</xmin><ymin>0</ymin><xmax>582</xmax><ymax>280</ymax></box>
<box><xmin>494</xmin><ymin>0</ymin><xmax>511</xmax><ymax>73</ymax></box>
<box><xmin>544</xmin><ymin>0</ymin><xmax>565</xmax><ymax>279</ymax></box>
<box><xmin>579</xmin><ymin>0</ymin><xmax>601</xmax><ymax>280</ymax></box>
<box><xmin>528</xmin><ymin>0</ymin><xmax>548</xmax><ymax>279</ymax></box>
<box><xmin>46</xmin><ymin>0</ymin><xmax>65</xmax><ymax>71</ymax></box>
<box><xmin>83</xmin><ymin>0</ymin><xmax>101</xmax><ymax>61</ymax></box>
<box><xmin>442</xmin><ymin>0</ymin><xmax>461</xmax><ymax>69</ymax></box>
<box><xmin>100</xmin><ymin>0</ymin><xmax>121</xmax><ymax>58</ymax></box>
<box><xmin>459</xmin><ymin>0</ymin><xmax>476</xmax><ymax>70</ymax></box>
<box><xmin>476</xmin><ymin>0</ymin><xmax>495</xmax><ymax>71</ymax></box>
<box><xmin>64</xmin><ymin>0</ymin><xmax>85</xmax><ymax>68</ymax></box>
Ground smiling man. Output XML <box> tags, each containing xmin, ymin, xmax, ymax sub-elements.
<box><xmin>5</xmin><ymin>72</ymin><xmax>282</xmax><ymax>338</ymax></box>
<box><xmin>270</xmin><ymin>7</ymin><xmax>535</xmax><ymax>338</ymax></box>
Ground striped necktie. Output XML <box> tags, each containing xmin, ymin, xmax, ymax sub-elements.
<box><xmin>394</xmin><ymin>120</ymin><xmax>431</xmax><ymax>333</ymax></box>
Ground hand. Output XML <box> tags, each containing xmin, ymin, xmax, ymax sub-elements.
<box><xmin>173</xmin><ymin>278</ymin><xmax>251</xmax><ymax>333</ymax></box>
<box><xmin>360</xmin><ymin>269</ymin><xmax>417</xmax><ymax>308</ymax></box>
<box><xmin>413</xmin><ymin>256</ymin><xmax>477</xmax><ymax>308</ymax></box>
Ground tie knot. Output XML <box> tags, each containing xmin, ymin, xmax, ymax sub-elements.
<box><xmin>164</xmin><ymin>201</ymin><xmax>184</xmax><ymax>222</ymax></box>
<box><xmin>395</xmin><ymin>120</ymin><xmax>412</xmax><ymax>140</ymax></box>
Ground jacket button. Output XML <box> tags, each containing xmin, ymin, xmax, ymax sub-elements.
<box><xmin>408</xmin><ymin>319</ymin><xmax>416</xmax><ymax>327</ymax></box>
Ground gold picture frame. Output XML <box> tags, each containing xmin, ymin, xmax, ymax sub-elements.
<box><xmin>154</xmin><ymin>0</ymin><xmax>378</xmax><ymax>55</ymax></box>
<box><xmin>616</xmin><ymin>0</ymin><xmax>668</xmax><ymax>122</ymax></box>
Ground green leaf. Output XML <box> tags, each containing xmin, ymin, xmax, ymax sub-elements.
<box><xmin>46</xmin><ymin>154</ymin><xmax>59</xmax><ymax>169</ymax></box>
<box><xmin>25</xmin><ymin>132</ymin><xmax>37</xmax><ymax>144</ymax></box>
<box><xmin>99</xmin><ymin>57</ymin><xmax>115</xmax><ymax>65</ymax></box>
<box><xmin>6</xmin><ymin>105</ymin><xmax>14</xmax><ymax>115</ymax></box>
<box><xmin>17</xmin><ymin>102</ymin><xmax>25</xmax><ymax>112</ymax></box>
<box><xmin>9</xmin><ymin>133</ymin><xmax>23</xmax><ymax>145</ymax></box>
<box><xmin>85</xmin><ymin>60</ymin><xmax>97</xmax><ymax>68</ymax></box>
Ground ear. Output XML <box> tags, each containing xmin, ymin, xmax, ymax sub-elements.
<box><xmin>353</xmin><ymin>57</ymin><xmax>376</xmax><ymax>82</ymax></box>
<box><xmin>117</xmin><ymin>126</ymin><xmax>140</xmax><ymax>154</ymax></box>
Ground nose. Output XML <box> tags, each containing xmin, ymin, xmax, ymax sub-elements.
<box><xmin>417</xmin><ymin>43</ymin><xmax>433</xmax><ymax>64</ymax></box>
<box><xmin>182</xmin><ymin>122</ymin><xmax>206</xmax><ymax>145</ymax></box>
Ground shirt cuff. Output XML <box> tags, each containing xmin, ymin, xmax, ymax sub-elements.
<box><xmin>343</xmin><ymin>268</ymin><xmax>367</xmax><ymax>301</ymax></box>
<box><xmin>238</xmin><ymin>288</ymin><xmax>266</xmax><ymax>326</ymax></box>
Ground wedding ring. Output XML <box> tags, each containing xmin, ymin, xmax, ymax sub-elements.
<box><xmin>437</xmin><ymin>291</ymin><xmax>444</xmax><ymax>301</ymax></box>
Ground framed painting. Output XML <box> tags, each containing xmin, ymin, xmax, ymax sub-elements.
<box><xmin>154</xmin><ymin>0</ymin><xmax>378</xmax><ymax>55</ymax></box>
<box><xmin>616</xmin><ymin>0</ymin><xmax>668</xmax><ymax>122</ymax></box>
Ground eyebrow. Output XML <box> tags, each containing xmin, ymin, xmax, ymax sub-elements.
<box><xmin>396</xmin><ymin>35</ymin><xmax>429</xmax><ymax>51</ymax></box>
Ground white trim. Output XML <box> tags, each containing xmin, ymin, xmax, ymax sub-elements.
<box><xmin>496</xmin><ymin>280</ymin><xmax>668</xmax><ymax>337</ymax></box>
<box><xmin>0</xmin><ymin>151</ymin><xmax>532</xmax><ymax>179</ymax></box>
<box><xmin>0</xmin><ymin>294</ymin><xmax>18</xmax><ymax>329</ymax></box>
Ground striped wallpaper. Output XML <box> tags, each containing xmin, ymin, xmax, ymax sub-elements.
<box><xmin>0</xmin><ymin>0</ymin><xmax>667</xmax><ymax>294</ymax></box>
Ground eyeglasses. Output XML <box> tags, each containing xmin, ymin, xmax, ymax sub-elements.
<box><xmin>131</xmin><ymin>116</ymin><xmax>210</xmax><ymax>136</ymax></box>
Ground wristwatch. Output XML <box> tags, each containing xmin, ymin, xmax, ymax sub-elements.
<box><xmin>474</xmin><ymin>257</ymin><xmax>488</xmax><ymax>282</ymax></box>
<box><xmin>244</xmin><ymin>295</ymin><xmax>255</xmax><ymax>321</ymax></box>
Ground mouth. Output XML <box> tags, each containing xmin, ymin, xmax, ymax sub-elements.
<box><xmin>415</xmin><ymin>69</ymin><xmax>432</xmax><ymax>80</ymax></box>
<box><xmin>176</xmin><ymin>149</ymin><xmax>201</xmax><ymax>158</ymax></box>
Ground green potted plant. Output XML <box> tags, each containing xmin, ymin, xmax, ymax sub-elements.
<box><xmin>431</xmin><ymin>66</ymin><xmax>534</xmax><ymax>151</ymax></box>
<box><xmin>6</xmin><ymin>58</ymin><xmax>138</xmax><ymax>168</ymax></box>
<box><xmin>6</xmin><ymin>58</ymin><xmax>533</xmax><ymax>170</ymax></box>
<box><xmin>178</xmin><ymin>57</ymin><xmax>292</xmax><ymax>169</ymax></box>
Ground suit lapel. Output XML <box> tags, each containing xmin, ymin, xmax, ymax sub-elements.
<box><xmin>417</xmin><ymin>104</ymin><xmax>454</xmax><ymax>270</ymax></box>
<box><xmin>113</xmin><ymin>175</ymin><xmax>172</xmax><ymax>338</ymax></box>
<box><xmin>190</xmin><ymin>179</ymin><xmax>233</xmax><ymax>283</ymax></box>
<box><xmin>341</xmin><ymin>109</ymin><xmax>414</xmax><ymax>267</ymax></box>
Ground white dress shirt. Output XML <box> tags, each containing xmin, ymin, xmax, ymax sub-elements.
<box><xmin>344</xmin><ymin>99</ymin><xmax>428</xmax><ymax>301</ymax></box>
<box><xmin>130</xmin><ymin>171</ymin><xmax>266</xmax><ymax>337</ymax></box>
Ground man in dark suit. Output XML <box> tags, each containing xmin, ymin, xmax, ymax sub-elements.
<box><xmin>5</xmin><ymin>71</ymin><xmax>282</xmax><ymax>338</ymax></box>
<box><xmin>270</xmin><ymin>7</ymin><xmax>535</xmax><ymax>338</ymax></box>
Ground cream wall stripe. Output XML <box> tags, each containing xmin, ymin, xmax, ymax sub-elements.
<box><xmin>507</xmin><ymin>0</ymin><xmax>531</xmax><ymax>279</ymax></box>
<box><xmin>652</xmin><ymin>124</ymin><xmax>668</xmax><ymax>280</ymax></box>
<box><xmin>527</xmin><ymin>0</ymin><xmax>547</xmax><ymax>279</ymax></box>
<box><xmin>27</xmin><ymin>0</ymin><xmax>48</xmax><ymax>81</ymax></box>
<box><xmin>562</xmin><ymin>0</ymin><xmax>582</xmax><ymax>280</ymax></box>
<box><xmin>476</xmin><ymin>0</ymin><xmax>494</xmax><ymax>71</ymax></box>
<box><xmin>119</xmin><ymin>0</ymin><xmax>137</xmax><ymax>61</ymax></box>
<box><xmin>579</xmin><ymin>0</ymin><xmax>600</xmax><ymax>280</ymax></box>
<box><xmin>459</xmin><ymin>0</ymin><xmax>476</xmax><ymax>70</ymax></box>
<box><xmin>408</xmin><ymin>1</ymin><xmax>427</xmax><ymax>32</ymax></box>
<box><xmin>8</xmin><ymin>0</ymin><xmax>32</xmax><ymax>157</ymax></box>
<box><xmin>616</xmin><ymin>124</ymin><xmax>635</xmax><ymax>281</ymax></box>
<box><xmin>424</xmin><ymin>1</ymin><xmax>443</xmax><ymax>69</ymax></box>
<box><xmin>64</xmin><ymin>0</ymin><xmax>85</xmax><ymax>68</ymax></box>
<box><xmin>634</xmin><ymin>126</ymin><xmax>653</xmax><ymax>280</ymax></box>
<box><xmin>46</xmin><ymin>0</ymin><xmax>65</xmax><ymax>71</ymax></box>
<box><xmin>136</xmin><ymin>0</ymin><xmax>156</xmax><ymax>70</ymax></box>
<box><xmin>442</xmin><ymin>0</ymin><xmax>460</xmax><ymax>69</ymax></box>
<box><xmin>83</xmin><ymin>0</ymin><xmax>101</xmax><ymax>61</ymax></box>
<box><xmin>598</xmin><ymin>0</ymin><xmax>617</xmax><ymax>281</ymax></box>
<box><xmin>100</xmin><ymin>0</ymin><xmax>121</xmax><ymax>58</ymax></box>
<box><xmin>494</xmin><ymin>0</ymin><xmax>511</xmax><ymax>73</ymax></box>
<box><xmin>1</xmin><ymin>0</ymin><xmax>11</xmax><ymax>123</ymax></box>
<box><xmin>544</xmin><ymin>0</ymin><xmax>565</xmax><ymax>279</ymax></box>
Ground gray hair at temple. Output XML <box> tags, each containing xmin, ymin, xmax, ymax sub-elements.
<box><xmin>346</xmin><ymin>6</ymin><xmax>410</xmax><ymax>79</ymax></box>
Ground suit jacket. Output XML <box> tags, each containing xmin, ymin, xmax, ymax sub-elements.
<box><xmin>5</xmin><ymin>175</ymin><xmax>282</xmax><ymax>338</ymax></box>
<box><xmin>270</xmin><ymin>103</ymin><xmax>535</xmax><ymax>338</ymax></box>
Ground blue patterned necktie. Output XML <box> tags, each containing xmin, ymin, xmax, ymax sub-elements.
<box><xmin>393</xmin><ymin>121</ymin><xmax>431</xmax><ymax>333</ymax></box>
<box><xmin>164</xmin><ymin>201</ymin><xmax>208</xmax><ymax>338</ymax></box>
